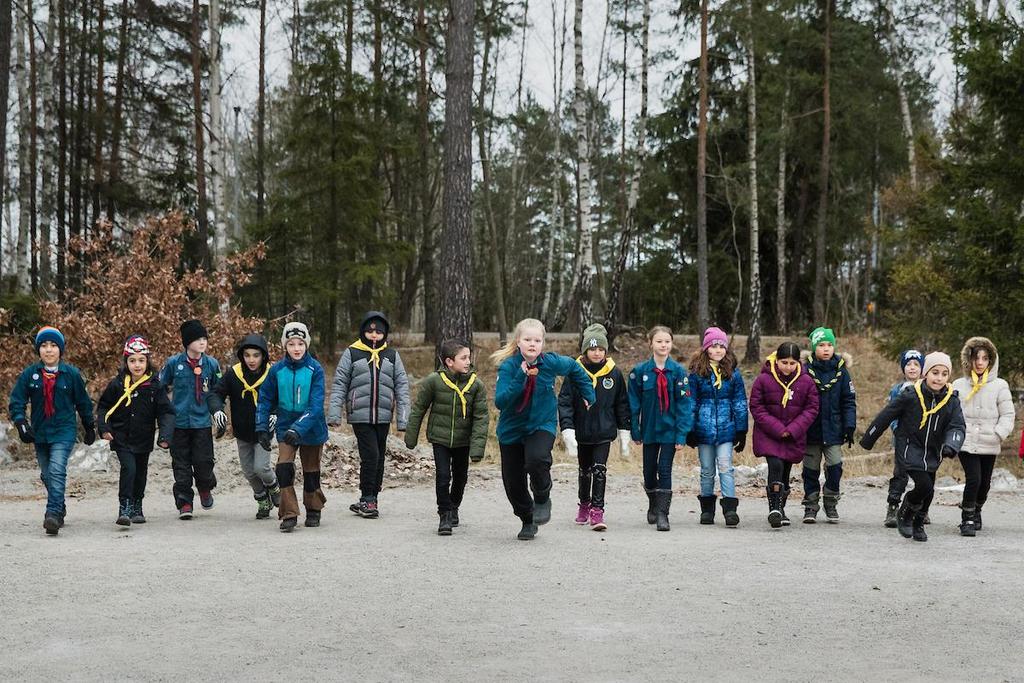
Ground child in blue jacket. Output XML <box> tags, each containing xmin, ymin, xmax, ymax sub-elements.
<box><xmin>255</xmin><ymin>322</ymin><xmax>329</xmax><ymax>532</ymax></box>
<box><xmin>492</xmin><ymin>318</ymin><xmax>595</xmax><ymax>541</ymax></box>
<box><xmin>687</xmin><ymin>327</ymin><xmax>747</xmax><ymax>527</ymax></box>
<box><xmin>160</xmin><ymin>319</ymin><xmax>221</xmax><ymax>519</ymax></box>
<box><xmin>8</xmin><ymin>326</ymin><xmax>95</xmax><ymax>535</ymax></box>
<box><xmin>627</xmin><ymin>325</ymin><xmax>694</xmax><ymax>532</ymax></box>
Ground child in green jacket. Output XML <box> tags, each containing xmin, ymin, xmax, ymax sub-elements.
<box><xmin>405</xmin><ymin>339</ymin><xmax>490</xmax><ymax>535</ymax></box>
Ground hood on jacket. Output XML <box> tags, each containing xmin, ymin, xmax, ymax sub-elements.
<box><xmin>236</xmin><ymin>333</ymin><xmax>269</xmax><ymax>364</ymax></box>
<box><xmin>359</xmin><ymin>311</ymin><xmax>391</xmax><ymax>345</ymax></box>
<box><xmin>960</xmin><ymin>336</ymin><xmax>999</xmax><ymax>378</ymax></box>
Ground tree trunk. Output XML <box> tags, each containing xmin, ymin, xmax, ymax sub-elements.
<box><xmin>744</xmin><ymin>0</ymin><xmax>762</xmax><ymax>362</ymax></box>
<box><xmin>882</xmin><ymin>1</ymin><xmax>917</xmax><ymax>189</ymax></box>
<box><xmin>15</xmin><ymin>3</ymin><xmax>31</xmax><ymax>292</ymax></box>
<box><xmin>209</xmin><ymin>0</ymin><xmax>227</xmax><ymax>258</ymax></box>
<box><xmin>37</xmin><ymin>1</ymin><xmax>57</xmax><ymax>293</ymax></box>
<box><xmin>540</xmin><ymin>0</ymin><xmax>568</xmax><ymax>326</ymax></box>
<box><xmin>91</xmin><ymin>0</ymin><xmax>104</xmax><ymax>227</ymax></box>
<box><xmin>0</xmin><ymin>0</ymin><xmax>10</xmax><ymax>281</ymax></box>
<box><xmin>106</xmin><ymin>0</ymin><xmax>129</xmax><ymax>222</ymax></box>
<box><xmin>190</xmin><ymin>0</ymin><xmax>210</xmax><ymax>269</ymax></box>
<box><xmin>256</xmin><ymin>0</ymin><xmax>266</xmax><ymax>223</ymax></box>
<box><xmin>27</xmin><ymin>0</ymin><xmax>40</xmax><ymax>291</ymax></box>
<box><xmin>571</xmin><ymin>0</ymin><xmax>594</xmax><ymax>331</ymax></box>
<box><xmin>696</xmin><ymin>0</ymin><xmax>710</xmax><ymax>331</ymax></box>
<box><xmin>812</xmin><ymin>0</ymin><xmax>831</xmax><ymax>322</ymax></box>
<box><xmin>775</xmin><ymin>80</ymin><xmax>789</xmax><ymax>334</ymax></box>
<box><xmin>437</xmin><ymin>0</ymin><xmax>474</xmax><ymax>350</ymax></box>
<box><xmin>55</xmin><ymin>0</ymin><xmax>67</xmax><ymax>292</ymax></box>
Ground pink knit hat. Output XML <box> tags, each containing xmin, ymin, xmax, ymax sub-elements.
<box><xmin>702</xmin><ymin>327</ymin><xmax>729</xmax><ymax>351</ymax></box>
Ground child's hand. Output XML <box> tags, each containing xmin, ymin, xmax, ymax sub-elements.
<box><xmin>674</xmin><ymin>443</ymin><xmax>685</xmax><ymax>451</ymax></box>
<box><xmin>102</xmin><ymin>432</ymin><xmax>114</xmax><ymax>442</ymax></box>
<box><xmin>520</xmin><ymin>361</ymin><xmax>539</xmax><ymax>376</ymax></box>
<box><xmin>157</xmin><ymin>440</ymin><xmax>169</xmax><ymax>450</ymax></box>
<box><xmin>780</xmin><ymin>431</ymin><xmax>791</xmax><ymax>440</ymax></box>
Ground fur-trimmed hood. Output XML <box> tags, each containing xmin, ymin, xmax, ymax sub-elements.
<box><xmin>800</xmin><ymin>350</ymin><xmax>854</xmax><ymax>367</ymax></box>
<box><xmin>960</xmin><ymin>336</ymin><xmax>999</xmax><ymax>378</ymax></box>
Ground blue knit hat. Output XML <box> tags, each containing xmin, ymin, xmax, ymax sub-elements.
<box><xmin>899</xmin><ymin>349</ymin><xmax>923</xmax><ymax>372</ymax></box>
<box><xmin>35</xmin><ymin>326</ymin><xmax>66</xmax><ymax>355</ymax></box>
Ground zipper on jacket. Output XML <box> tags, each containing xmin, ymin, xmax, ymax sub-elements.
<box><xmin>450</xmin><ymin>392</ymin><xmax>456</xmax><ymax>448</ymax></box>
<box><xmin>371</xmin><ymin>358</ymin><xmax>379</xmax><ymax>424</ymax></box>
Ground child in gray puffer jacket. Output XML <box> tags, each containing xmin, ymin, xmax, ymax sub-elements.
<box><xmin>328</xmin><ymin>311</ymin><xmax>410</xmax><ymax>518</ymax></box>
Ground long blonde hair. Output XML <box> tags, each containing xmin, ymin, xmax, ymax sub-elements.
<box><xmin>490</xmin><ymin>318</ymin><xmax>545</xmax><ymax>366</ymax></box>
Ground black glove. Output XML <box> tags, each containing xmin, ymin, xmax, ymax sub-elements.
<box><xmin>685</xmin><ymin>431</ymin><xmax>697</xmax><ymax>448</ymax></box>
<box><xmin>15</xmin><ymin>419</ymin><xmax>34</xmax><ymax>444</ymax></box>
<box><xmin>844</xmin><ymin>427</ymin><xmax>855</xmax><ymax>448</ymax></box>
<box><xmin>83</xmin><ymin>425</ymin><xmax>97</xmax><ymax>446</ymax></box>
<box><xmin>734</xmin><ymin>431</ymin><xmax>747</xmax><ymax>452</ymax></box>
<box><xmin>941</xmin><ymin>445</ymin><xmax>956</xmax><ymax>459</ymax></box>
<box><xmin>256</xmin><ymin>431</ymin><xmax>273</xmax><ymax>452</ymax></box>
<box><xmin>282</xmin><ymin>430</ymin><xmax>300</xmax><ymax>447</ymax></box>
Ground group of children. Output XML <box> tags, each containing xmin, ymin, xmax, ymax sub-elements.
<box><xmin>7</xmin><ymin>316</ymin><xmax>1020</xmax><ymax>543</ymax></box>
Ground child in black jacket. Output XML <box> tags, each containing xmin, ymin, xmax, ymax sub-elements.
<box><xmin>96</xmin><ymin>335</ymin><xmax>176</xmax><ymax>526</ymax></box>
<box><xmin>557</xmin><ymin>324</ymin><xmax>631</xmax><ymax>531</ymax></box>
<box><xmin>208</xmin><ymin>334</ymin><xmax>281</xmax><ymax>519</ymax></box>
<box><xmin>860</xmin><ymin>352</ymin><xmax>966</xmax><ymax>542</ymax></box>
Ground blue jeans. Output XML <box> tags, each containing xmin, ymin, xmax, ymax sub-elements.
<box><xmin>697</xmin><ymin>442</ymin><xmax>736</xmax><ymax>497</ymax></box>
<box><xmin>642</xmin><ymin>443</ymin><xmax>676</xmax><ymax>490</ymax></box>
<box><xmin>35</xmin><ymin>441</ymin><xmax>74</xmax><ymax>517</ymax></box>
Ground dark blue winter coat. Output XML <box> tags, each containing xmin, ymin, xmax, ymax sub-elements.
<box><xmin>804</xmin><ymin>355</ymin><xmax>857</xmax><ymax>445</ymax></box>
<box><xmin>627</xmin><ymin>358</ymin><xmax>694</xmax><ymax>444</ymax></box>
<box><xmin>8</xmin><ymin>361</ymin><xmax>94</xmax><ymax>444</ymax></box>
<box><xmin>160</xmin><ymin>352</ymin><xmax>221</xmax><ymax>429</ymax></box>
<box><xmin>688</xmin><ymin>367</ymin><xmax>748</xmax><ymax>446</ymax></box>
<box><xmin>256</xmin><ymin>353</ymin><xmax>329</xmax><ymax>446</ymax></box>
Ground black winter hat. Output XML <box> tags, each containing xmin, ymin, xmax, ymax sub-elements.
<box><xmin>359</xmin><ymin>311</ymin><xmax>390</xmax><ymax>342</ymax></box>
<box><xmin>236</xmin><ymin>333</ymin><xmax>269</xmax><ymax>363</ymax></box>
<box><xmin>180</xmin><ymin>319</ymin><xmax>208</xmax><ymax>349</ymax></box>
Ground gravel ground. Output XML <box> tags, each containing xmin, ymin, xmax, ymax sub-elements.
<box><xmin>2</xmin><ymin>468</ymin><xmax>1023</xmax><ymax>682</ymax></box>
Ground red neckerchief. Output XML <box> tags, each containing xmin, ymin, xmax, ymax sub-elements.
<box><xmin>42</xmin><ymin>368</ymin><xmax>59</xmax><ymax>418</ymax></box>
<box><xmin>516</xmin><ymin>360</ymin><xmax>540</xmax><ymax>414</ymax></box>
<box><xmin>654</xmin><ymin>367</ymin><xmax>670</xmax><ymax>413</ymax></box>
<box><xmin>187</xmin><ymin>357</ymin><xmax>203</xmax><ymax>404</ymax></box>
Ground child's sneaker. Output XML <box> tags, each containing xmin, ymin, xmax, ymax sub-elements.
<box><xmin>268</xmin><ymin>484</ymin><xmax>282</xmax><ymax>508</ymax></box>
<box><xmin>359</xmin><ymin>501</ymin><xmax>379</xmax><ymax>519</ymax></box>
<box><xmin>589</xmin><ymin>507</ymin><xmax>607</xmax><ymax>532</ymax></box>
<box><xmin>179</xmin><ymin>503</ymin><xmax>194</xmax><ymax>520</ymax></box>
<box><xmin>575</xmin><ymin>502</ymin><xmax>592</xmax><ymax>525</ymax></box>
<box><xmin>199</xmin><ymin>490</ymin><xmax>215</xmax><ymax>510</ymax></box>
<box><xmin>256</xmin><ymin>497</ymin><xmax>273</xmax><ymax>519</ymax></box>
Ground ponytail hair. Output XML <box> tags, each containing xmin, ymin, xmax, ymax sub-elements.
<box><xmin>775</xmin><ymin>341</ymin><xmax>802</xmax><ymax>362</ymax></box>
<box><xmin>490</xmin><ymin>318</ymin><xmax>545</xmax><ymax>366</ymax></box>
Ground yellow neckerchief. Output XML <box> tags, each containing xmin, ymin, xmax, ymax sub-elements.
<box><xmin>105</xmin><ymin>373</ymin><xmax>153</xmax><ymax>421</ymax></box>
<box><xmin>710</xmin><ymin>361</ymin><xmax>723</xmax><ymax>389</ymax></box>
<box><xmin>233</xmin><ymin>363</ymin><xmax>270</xmax><ymax>406</ymax></box>
<box><xmin>807</xmin><ymin>356</ymin><xmax>846</xmax><ymax>392</ymax></box>
<box><xmin>350</xmin><ymin>339</ymin><xmax>388</xmax><ymax>367</ymax></box>
<box><xmin>767</xmin><ymin>352</ymin><xmax>801</xmax><ymax>407</ymax></box>
<box><xmin>915</xmin><ymin>380</ymin><xmax>954</xmax><ymax>428</ymax></box>
<box><xmin>966</xmin><ymin>368</ymin><xmax>989</xmax><ymax>402</ymax></box>
<box><xmin>576</xmin><ymin>356</ymin><xmax>615</xmax><ymax>388</ymax></box>
<box><xmin>439</xmin><ymin>371</ymin><xmax>477</xmax><ymax>418</ymax></box>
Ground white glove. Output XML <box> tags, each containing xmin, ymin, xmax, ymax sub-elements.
<box><xmin>561</xmin><ymin>429</ymin><xmax>578</xmax><ymax>457</ymax></box>
<box><xmin>618</xmin><ymin>430</ymin><xmax>632</xmax><ymax>458</ymax></box>
<box><xmin>213</xmin><ymin>411</ymin><xmax>228</xmax><ymax>431</ymax></box>
<box><xmin>268</xmin><ymin>414</ymin><xmax>278</xmax><ymax>432</ymax></box>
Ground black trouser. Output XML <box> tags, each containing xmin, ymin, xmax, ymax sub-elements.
<box><xmin>433</xmin><ymin>444</ymin><xmax>470</xmax><ymax>513</ymax></box>
<box><xmin>353</xmin><ymin>423</ymin><xmax>390</xmax><ymax>501</ymax></box>
<box><xmin>500</xmin><ymin>430</ymin><xmax>556</xmax><ymax>521</ymax></box>
<box><xmin>905</xmin><ymin>470</ymin><xmax>936</xmax><ymax>514</ymax></box>
<box><xmin>887</xmin><ymin>454</ymin><xmax>909</xmax><ymax>505</ymax></box>
<box><xmin>170</xmin><ymin>428</ymin><xmax>216</xmax><ymax>508</ymax></box>
<box><xmin>577</xmin><ymin>442</ymin><xmax>610</xmax><ymax>509</ymax></box>
<box><xmin>766</xmin><ymin>456</ymin><xmax>793</xmax><ymax>486</ymax></box>
<box><xmin>959</xmin><ymin>451</ymin><xmax>997</xmax><ymax>509</ymax></box>
<box><xmin>115</xmin><ymin>448</ymin><xmax>151</xmax><ymax>502</ymax></box>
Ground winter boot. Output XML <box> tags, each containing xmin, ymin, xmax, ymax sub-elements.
<box><xmin>438</xmin><ymin>510</ymin><xmax>453</xmax><ymax>536</ymax></box>
<box><xmin>280</xmin><ymin>517</ymin><xmax>297</xmax><ymax>532</ymax></box>
<box><xmin>780</xmin><ymin>487</ymin><xmax>791</xmax><ymax>526</ymax></box>
<box><xmin>451</xmin><ymin>508</ymin><xmax>460</xmax><ymax>527</ymax></box>
<box><xmin>131</xmin><ymin>499</ymin><xmax>146</xmax><ymax>524</ymax></box>
<box><xmin>199</xmin><ymin>490</ymin><xmax>215</xmax><ymax>510</ymax></box>
<box><xmin>923</xmin><ymin>514</ymin><xmax>931</xmax><ymax>525</ymax></box>
<box><xmin>767</xmin><ymin>484</ymin><xmax>784</xmax><ymax>529</ymax></box>
<box><xmin>116</xmin><ymin>498</ymin><xmax>132</xmax><ymax>527</ymax></box>
<box><xmin>532</xmin><ymin>484</ymin><xmax>553</xmax><ymax>526</ymax></box>
<box><xmin>517</xmin><ymin>517</ymin><xmax>538</xmax><ymax>540</ymax></box>
<box><xmin>974</xmin><ymin>504</ymin><xmax>984</xmax><ymax>532</ymax></box>
<box><xmin>912</xmin><ymin>512</ymin><xmax>928</xmax><ymax>542</ymax></box>
<box><xmin>884</xmin><ymin>501</ymin><xmax>899</xmax><ymax>528</ymax></box>
<box><xmin>268</xmin><ymin>484</ymin><xmax>282</xmax><ymax>508</ymax></box>
<box><xmin>959</xmin><ymin>507</ymin><xmax>977</xmax><ymax>537</ymax></box>
<box><xmin>43</xmin><ymin>514</ymin><xmax>60</xmax><ymax>536</ymax></box>
<box><xmin>304</xmin><ymin>510</ymin><xmax>321</xmax><ymax>528</ymax></box>
<box><xmin>896</xmin><ymin>501</ymin><xmax>921</xmax><ymax>539</ymax></box>
<box><xmin>802</xmin><ymin>492</ymin><xmax>820</xmax><ymax>524</ymax></box>
<box><xmin>698</xmin><ymin>495</ymin><xmax>717</xmax><ymax>525</ymax></box>
<box><xmin>822</xmin><ymin>489</ymin><xmax>841</xmax><ymax>524</ymax></box>
<box><xmin>575</xmin><ymin>502</ymin><xmax>592</xmax><ymax>525</ymax></box>
<box><xmin>719</xmin><ymin>497</ymin><xmax>739</xmax><ymax>527</ymax></box>
<box><xmin>645</xmin><ymin>488</ymin><xmax>657</xmax><ymax>525</ymax></box>
<box><xmin>589</xmin><ymin>506</ymin><xmax>606</xmax><ymax>532</ymax></box>
<box><xmin>256</xmin><ymin>496</ymin><xmax>272</xmax><ymax>519</ymax></box>
<box><xmin>655</xmin><ymin>490</ymin><xmax>672</xmax><ymax>532</ymax></box>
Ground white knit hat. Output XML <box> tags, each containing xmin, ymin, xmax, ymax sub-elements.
<box><xmin>282</xmin><ymin>321</ymin><xmax>311</xmax><ymax>348</ymax></box>
<box><xmin>922</xmin><ymin>351</ymin><xmax>952</xmax><ymax>376</ymax></box>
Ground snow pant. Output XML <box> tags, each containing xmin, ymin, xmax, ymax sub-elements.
<box><xmin>170</xmin><ymin>428</ymin><xmax>216</xmax><ymax>509</ymax></box>
<box><xmin>642</xmin><ymin>442</ymin><xmax>675</xmax><ymax>490</ymax></box>
<box><xmin>577</xmin><ymin>442</ymin><xmax>610</xmax><ymax>509</ymax></box>
<box><xmin>35</xmin><ymin>441</ymin><xmax>74</xmax><ymax>518</ymax></box>
<box><xmin>236</xmin><ymin>438</ymin><xmax>277</xmax><ymax>499</ymax></box>
<box><xmin>802</xmin><ymin>444</ymin><xmax>843</xmax><ymax>496</ymax></box>
<box><xmin>697</xmin><ymin>442</ymin><xmax>736</xmax><ymax>497</ymax></box>
<box><xmin>959</xmin><ymin>451</ymin><xmax>997</xmax><ymax>509</ymax></box>
<box><xmin>275</xmin><ymin>443</ymin><xmax>326</xmax><ymax>521</ymax></box>
<box><xmin>433</xmin><ymin>444</ymin><xmax>470</xmax><ymax>514</ymax></box>
<box><xmin>905</xmin><ymin>469</ymin><xmax>936</xmax><ymax>515</ymax></box>
<box><xmin>500</xmin><ymin>430</ymin><xmax>556</xmax><ymax>522</ymax></box>
<box><xmin>887</xmin><ymin>452</ymin><xmax>909</xmax><ymax>506</ymax></box>
<box><xmin>115</xmin><ymin>448</ymin><xmax>151</xmax><ymax>502</ymax></box>
<box><xmin>352</xmin><ymin>423</ymin><xmax>390</xmax><ymax>501</ymax></box>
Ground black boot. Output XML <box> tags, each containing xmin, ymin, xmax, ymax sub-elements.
<box><xmin>532</xmin><ymin>483</ymin><xmax>553</xmax><ymax>525</ymax></box>
<box><xmin>451</xmin><ymin>507</ymin><xmax>460</xmax><ymax>527</ymax></box>
<box><xmin>896</xmin><ymin>501</ymin><xmax>920</xmax><ymax>539</ymax></box>
<box><xmin>304</xmin><ymin>509</ymin><xmax>321</xmax><ymax>527</ymax></box>
<box><xmin>767</xmin><ymin>484</ymin><xmax>783</xmax><ymax>528</ymax></box>
<box><xmin>698</xmin><ymin>495</ymin><xmax>716</xmax><ymax>525</ymax></box>
<box><xmin>116</xmin><ymin>498</ymin><xmax>132</xmax><ymax>527</ymax></box>
<box><xmin>131</xmin><ymin>498</ymin><xmax>146</xmax><ymax>524</ymax></box>
<box><xmin>780</xmin><ymin>487</ymin><xmax>791</xmax><ymax>526</ymax></box>
<box><xmin>517</xmin><ymin>516</ymin><xmax>538</xmax><ymax>540</ymax></box>
<box><xmin>438</xmin><ymin>510</ymin><xmax>453</xmax><ymax>536</ymax></box>
<box><xmin>912</xmin><ymin>512</ymin><xmax>928</xmax><ymax>542</ymax></box>
<box><xmin>280</xmin><ymin>517</ymin><xmax>298</xmax><ymax>532</ymax></box>
<box><xmin>645</xmin><ymin>488</ymin><xmax>657</xmax><ymax>525</ymax></box>
<box><xmin>43</xmin><ymin>514</ymin><xmax>60</xmax><ymax>536</ymax></box>
<box><xmin>884</xmin><ymin>501</ymin><xmax>899</xmax><ymax>528</ymax></box>
<box><xmin>959</xmin><ymin>506</ymin><xmax>976</xmax><ymax>537</ymax></box>
<box><xmin>720</xmin><ymin>497</ymin><xmax>740</xmax><ymax>527</ymax></box>
<box><xmin>974</xmin><ymin>503</ymin><xmax>984</xmax><ymax>531</ymax></box>
<box><xmin>655</xmin><ymin>490</ymin><xmax>672</xmax><ymax>531</ymax></box>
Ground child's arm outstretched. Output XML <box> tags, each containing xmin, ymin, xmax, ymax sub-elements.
<box><xmin>859</xmin><ymin>388</ymin><xmax>913</xmax><ymax>450</ymax></box>
<box><xmin>550</xmin><ymin>354</ymin><xmax>596</xmax><ymax>406</ymax></box>
<box><xmin>404</xmin><ymin>377</ymin><xmax>434</xmax><ymax>449</ymax></box>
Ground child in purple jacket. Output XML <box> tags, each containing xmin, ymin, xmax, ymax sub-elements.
<box><xmin>749</xmin><ymin>342</ymin><xmax>820</xmax><ymax>528</ymax></box>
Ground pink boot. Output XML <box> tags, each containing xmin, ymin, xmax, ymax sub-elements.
<box><xmin>589</xmin><ymin>506</ymin><xmax>607</xmax><ymax>531</ymax></box>
<box><xmin>575</xmin><ymin>502</ymin><xmax>591</xmax><ymax>525</ymax></box>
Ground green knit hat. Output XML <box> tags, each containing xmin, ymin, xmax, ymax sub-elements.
<box><xmin>809</xmin><ymin>326</ymin><xmax>836</xmax><ymax>349</ymax></box>
<box><xmin>581</xmin><ymin>323</ymin><xmax>609</xmax><ymax>353</ymax></box>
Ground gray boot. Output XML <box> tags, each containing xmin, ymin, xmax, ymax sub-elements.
<box><xmin>802</xmin><ymin>492</ymin><xmax>820</xmax><ymax>524</ymax></box>
<box><xmin>645</xmin><ymin>488</ymin><xmax>657</xmax><ymax>525</ymax></box>
<box><xmin>822</xmin><ymin>488</ymin><xmax>841</xmax><ymax>523</ymax></box>
<box><xmin>655</xmin><ymin>490</ymin><xmax>672</xmax><ymax>531</ymax></box>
